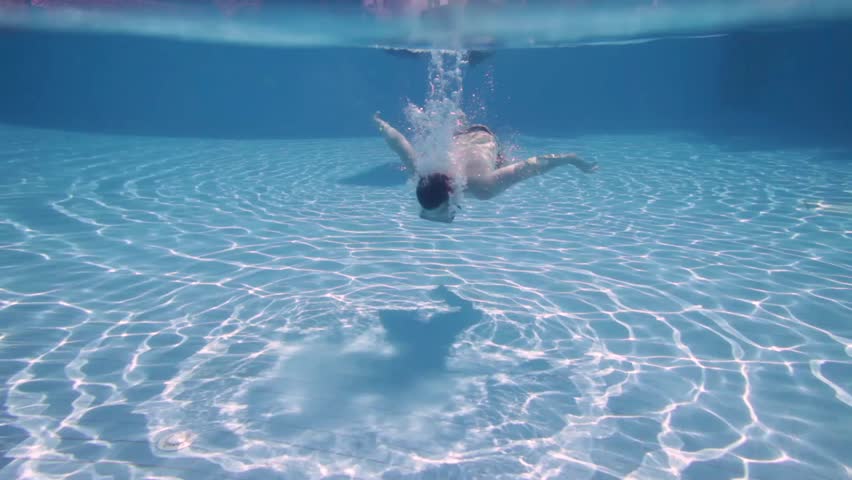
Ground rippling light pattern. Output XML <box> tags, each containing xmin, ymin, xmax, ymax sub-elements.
<box><xmin>2</xmin><ymin>1</ymin><xmax>852</xmax><ymax>49</ymax></box>
<box><xmin>0</xmin><ymin>125</ymin><xmax>850</xmax><ymax>479</ymax></box>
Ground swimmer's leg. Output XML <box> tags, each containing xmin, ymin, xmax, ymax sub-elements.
<box><xmin>539</xmin><ymin>153</ymin><xmax>599</xmax><ymax>174</ymax></box>
<box><xmin>470</xmin><ymin>153</ymin><xmax>597</xmax><ymax>200</ymax></box>
<box><xmin>374</xmin><ymin>112</ymin><xmax>417</xmax><ymax>173</ymax></box>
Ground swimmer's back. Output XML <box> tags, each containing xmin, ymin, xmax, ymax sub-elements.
<box><xmin>451</xmin><ymin>124</ymin><xmax>499</xmax><ymax>177</ymax></box>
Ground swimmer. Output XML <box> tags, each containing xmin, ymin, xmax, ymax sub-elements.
<box><xmin>374</xmin><ymin>112</ymin><xmax>598</xmax><ymax>223</ymax></box>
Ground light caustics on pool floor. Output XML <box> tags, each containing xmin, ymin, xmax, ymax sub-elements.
<box><xmin>0</xmin><ymin>125</ymin><xmax>850</xmax><ymax>479</ymax></box>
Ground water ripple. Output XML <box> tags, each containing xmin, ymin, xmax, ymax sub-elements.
<box><xmin>0</xmin><ymin>126</ymin><xmax>850</xmax><ymax>479</ymax></box>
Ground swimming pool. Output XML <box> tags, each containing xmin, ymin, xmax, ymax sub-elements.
<box><xmin>1</xmin><ymin>3</ymin><xmax>850</xmax><ymax>479</ymax></box>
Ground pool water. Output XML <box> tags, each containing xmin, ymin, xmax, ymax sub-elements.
<box><xmin>1</xmin><ymin>124</ymin><xmax>849</xmax><ymax>479</ymax></box>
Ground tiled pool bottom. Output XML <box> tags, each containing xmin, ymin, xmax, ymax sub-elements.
<box><xmin>1</xmin><ymin>126</ymin><xmax>849</xmax><ymax>479</ymax></box>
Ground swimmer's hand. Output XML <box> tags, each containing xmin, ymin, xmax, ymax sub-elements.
<box><xmin>373</xmin><ymin>111</ymin><xmax>390</xmax><ymax>133</ymax></box>
<box><xmin>540</xmin><ymin>153</ymin><xmax>599</xmax><ymax>173</ymax></box>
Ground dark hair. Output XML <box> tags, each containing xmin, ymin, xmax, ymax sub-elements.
<box><xmin>416</xmin><ymin>173</ymin><xmax>452</xmax><ymax>210</ymax></box>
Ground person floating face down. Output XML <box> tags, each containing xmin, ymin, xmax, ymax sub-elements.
<box><xmin>373</xmin><ymin>112</ymin><xmax>598</xmax><ymax>223</ymax></box>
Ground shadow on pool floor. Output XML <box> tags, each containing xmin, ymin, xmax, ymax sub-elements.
<box><xmin>337</xmin><ymin>161</ymin><xmax>409</xmax><ymax>188</ymax></box>
<box><xmin>244</xmin><ymin>285</ymin><xmax>483</xmax><ymax>435</ymax></box>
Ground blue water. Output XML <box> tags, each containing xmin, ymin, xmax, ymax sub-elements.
<box><xmin>1</xmin><ymin>4</ymin><xmax>852</xmax><ymax>480</ymax></box>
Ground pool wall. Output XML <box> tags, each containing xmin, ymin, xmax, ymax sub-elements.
<box><xmin>1</xmin><ymin>21</ymin><xmax>850</xmax><ymax>144</ymax></box>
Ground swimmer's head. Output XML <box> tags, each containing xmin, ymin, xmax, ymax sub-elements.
<box><xmin>417</xmin><ymin>173</ymin><xmax>458</xmax><ymax>223</ymax></box>
<box><xmin>417</xmin><ymin>173</ymin><xmax>451</xmax><ymax>209</ymax></box>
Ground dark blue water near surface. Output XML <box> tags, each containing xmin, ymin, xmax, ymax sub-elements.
<box><xmin>1</xmin><ymin>21</ymin><xmax>851</xmax><ymax>147</ymax></box>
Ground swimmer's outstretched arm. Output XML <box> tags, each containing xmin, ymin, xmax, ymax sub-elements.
<box><xmin>469</xmin><ymin>153</ymin><xmax>598</xmax><ymax>200</ymax></box>
<box><xmin>374</xmin><ymin>112</ymin><xmax>417</xmax><ymax>173</ymax></box>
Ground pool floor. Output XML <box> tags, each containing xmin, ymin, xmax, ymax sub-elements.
<box><xmin>0</xmin><ymin>125</ymin><xmax>850</xmax><ymax>479</ymax></box>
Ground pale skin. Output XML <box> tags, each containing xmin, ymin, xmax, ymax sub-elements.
<box><xmin>373</xmin><ymin>113</ymin><xmax>598</xmax><ymax>200</ymax></box>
